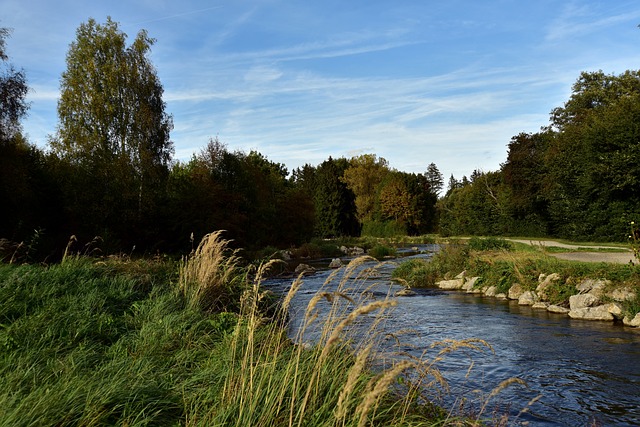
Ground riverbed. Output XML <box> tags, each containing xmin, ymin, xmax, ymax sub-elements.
<box><xmin>263</xmin><ymin>249</ymin><xmax>640</xmax><ymax>426</ymax></box>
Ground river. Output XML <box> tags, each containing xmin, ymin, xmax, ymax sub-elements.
<box><xmin>263</xmin><ymin>247</ymin><xmax>640</xmax><ymax>427</ymax></box>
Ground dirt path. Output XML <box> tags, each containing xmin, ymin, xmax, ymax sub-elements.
<box><xmin>508</xmin><ymin>239</ymin><xmax>637</xmax><ymax>264</ymax></box>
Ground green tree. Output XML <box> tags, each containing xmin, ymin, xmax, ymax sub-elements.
<box><xmin>49</xmin><ymin>18</ymin><xmax>173</xmax><ymax>248</ymax></box>
<box><xmin>0</xmin><ymin>27</ymin><xmax>29</xmax><ymax>142</ymax></box>
<box><xmin>546</xmin><ymin>70</ymin><xmax>640</xmax><ymax>240</ymax></box>
<box><xmin>311</xmin><ymin>157</ymin><xmax>358</xmax><ymax>238</ymax></box>
<box><xmin>341</xmin><ymin>154</ymin><xmax>390</xmax><ymax>222</ymax></box>
<box><xmin>425</xmin><ymin>163</ymin><xmax>444</xmax><ymax>197</ymax></box>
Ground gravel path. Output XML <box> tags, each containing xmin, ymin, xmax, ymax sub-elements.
<box><xmin>508</xmin><ymin>239</ymin><xmax>637</xmax><ymax>264</ymax></box>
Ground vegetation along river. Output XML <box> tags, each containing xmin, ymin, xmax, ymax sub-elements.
<box><xmin>264</xmin><ymin>247</ymin><xmax>640</xmax><ymax>427</ymax></box>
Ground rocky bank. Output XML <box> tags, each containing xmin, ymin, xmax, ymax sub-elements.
<box><xmin>436</xmin><ymin>272</ymin><xmax>640</xmax><ymax>328</ymax></box>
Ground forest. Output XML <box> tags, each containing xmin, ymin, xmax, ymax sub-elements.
<box><xmin>2</xmin><ymin>18</ymin><xmax>640</xmax><ymax>261</ymax></box>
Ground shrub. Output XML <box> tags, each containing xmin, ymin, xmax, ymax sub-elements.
<box><xmin>368</xmin><ymin>244</ymin><xmax>397</xmax><ymax>260</ymax></box>
<box><xmin>468</xmin><ymin>237</ymin><xmax>514</xmax><ymax>252</ymax></box>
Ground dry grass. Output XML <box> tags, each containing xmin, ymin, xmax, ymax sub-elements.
<box><xmin>179</xmin><ymin>230</ymin><xmax>243</xmax><ymax>311</ymax></box>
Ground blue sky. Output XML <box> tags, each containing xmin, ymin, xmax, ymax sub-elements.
<box><xmin>3</xmin><ymin>0</ymin><xmax>640</xmax><ymax>182</ymax></box>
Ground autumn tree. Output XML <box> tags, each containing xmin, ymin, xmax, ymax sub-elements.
<box><xmin>341</xmin><ymin>154</ymin><xmax>390</xmax><ymax>222</ymax></box>
<box><xmin>49</xmin><ymin>18</ymin><xmax>173</xmax><ymax>247</ymax></box>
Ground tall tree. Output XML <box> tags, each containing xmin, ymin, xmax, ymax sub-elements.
<box><xmin>49</xmin><ymin>18</ymin><xmax>173</xmax><ymax>247</ymax></box>
<box><xmin>313</xmin><ymin>157</ymin><xmax>359</xmax><ymax>238</ymax></box>
<box><xmin>0</xmin><ymin>27</ymin><xmax>29</xmax><ymax>142</ymax></box>
<box><xmin>424</xmin><ymin>163</ymin><xmax>444</xmax><ymax>197</ymax></box>
<box><xmin>341</xmin><ymin>154</ymin><xmax>390</xmax><ymax>222</ymax></box>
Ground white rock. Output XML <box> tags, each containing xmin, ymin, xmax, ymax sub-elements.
<box><xmin>328</xmin><ymin>258</ymin><xmax>343</xmax><ymax>269</ymax></box>
<box><xmin>495</xmin><ymin>293</ymin><xmax>507</xmax><ymax>299</ymax></box>
<box><xmin>623</xmin><ymin>313</ymin><xmax>640</xmax><ymax>327</ymax></box>
<box><xmin>518</xmin><ymin>291</ymin><xmax>539</xmax><ymax>306</ymax></box>
<box><xmin>569</xmin><ymin>293</ymin><xmax>599</xmax><ymax>310</ymax></box>
<box><xmin>295</xmin><ymin>263</ymin><xmax>315</xmax><ymax>275</ymax></box>
<box><xmin>437</xmin><ymin>279</ymin><xmax>464</xmax><ymax>290</ymax></box>
<box><xmin>536</xmin><ymin>273</ymin><xmax>561</xmax><ymax>301</ymax></box>
<box><xmin>508</xmin><ymin>283</ymin><xmax>525</xmax><ymax>300</ymax></box>
<box><xmin>568</xmin><ymin>305</ymin><xmax>614</xmax><ymax>321</ymax></box>
<box><xmin>609</xmin><ymin>288</ymin><xmax>637</xmax><ymax>302</ymax></box>
<box><xmin>606</xmin><ymin>302</ymin><xmax>624</xmax><ymax>320</ymax></box>
<box><xmin>462</xmin><ymin>276</ymin><xmax>480</xmax><ymax>292</ymax></box>
<box><xmin>548</xmin><ymin>305</ymin><xmax>570</xmax><ymax>313</ymax></box>
<box><xmin>547</xmin><ymin>305</ymin><xmax>570</xmax><ymax>314</ymax></box>
<box><xmin>532</xmin><ymin>302</ymin><xmax>549</xmax><ymax>310</ymax></box>
<box><xmin>575</xmin><ymin>279</ymin><xmax>609</xmax><ymax>297</ymax></box>
<box><xmin>483</xmin><ymin>286</ymin><xmax>497</xmax><ymax>297</ymax></box>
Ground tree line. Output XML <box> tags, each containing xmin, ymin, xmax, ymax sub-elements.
<box><xmin>439</xmin><ymin>69</ymin><xmax>640</xmax><ymax>242</ymax></box>
<box><xmin>0</xmin><ymin>19</ymin><xmax>441</xmax><ymax>260</ymax></box>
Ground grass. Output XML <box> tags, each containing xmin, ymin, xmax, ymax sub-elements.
<box><xmin>395</xmin><ymin>237</ymin><xmax>640</xmax><ymax>315</ymax></box>
<box><xmin>0</xmin><ymin>232</ymin><xmax>515</xmax><ymax>426</ymax></box>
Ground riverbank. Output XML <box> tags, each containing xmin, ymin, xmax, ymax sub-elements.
<box><xmin>393</xmin><ymin>237</ymin><xmax>640</xmax><ymax>328</ymax></box>
<box><xmin>0</xmin><ymin>233</ymin><xmax>475</xmax><ymax>426</ymax></box>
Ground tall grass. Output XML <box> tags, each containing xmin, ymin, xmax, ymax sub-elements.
<box><xmin>0</xmin><ymin>233</ymin><xmax>509</xmax><ymax>426</ymax></box>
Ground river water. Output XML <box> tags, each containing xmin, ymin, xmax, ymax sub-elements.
<box><xmin>263</xmin><ymin>247</ymin><xmax>640</xmax><ymax>427</ymax></box>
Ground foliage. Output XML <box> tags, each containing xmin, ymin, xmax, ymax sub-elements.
<box><xmin>0</xmin><ymin>245</ymin><xmax>493</xmax><ymax>426</ymax></box>
<box><xmin>368</xmin><ymin>244</ymin><xmax>397</xmax><ymax>260</ymax></box>
<box><xmin>0</xmin><ymin>28</ymin><xmax>29</xmax><ymax>142</ymax></box>
<box><xmin>341</xmin><ymin>154</ymin><xmax>390</xmax><ymax>222</ymax></box>
<box><xmin>468</xmin><ymin>237</ymin><xmax>514</xmax><ymax>252</ymax></box>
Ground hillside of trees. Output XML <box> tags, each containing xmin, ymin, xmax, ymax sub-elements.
<box><xmin>3</xmin><ymin>18</ymin><xmax>640</xmax><ymax>261</ymax></box>
<box><xmin>0</xmin><ymin>19</ymin><xmax>441</xmax><ymax>260</ymax></box>
<box><xmin>439</xmin><ymin>69</ymin><xmax>640</xmax><ymax>242</ymax></box>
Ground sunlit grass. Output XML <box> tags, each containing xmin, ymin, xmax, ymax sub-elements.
<box><xmin>0</xmin><ymin>233</ymin><xmax>522</xmax><ymax>426</ymax></box>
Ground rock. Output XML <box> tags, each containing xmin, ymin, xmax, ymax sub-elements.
<box><xmin>532</xmin><ymin>302</ymin><xmax>549</xmax><ymax>310</ymax></box>
<box><xmin>495</xmin><ymin>293</ymin><xmax>507</xmax><ymax>299</ymax></box>
<box><xmin>328</xmin><ymin>258</ymin><xmax>343</xmax><ymax>268</ymax></box>
<box><xmin>455</xmin><ymin>271</ymin><xmax>466</xmax><ymax>279</ymax></box>
<box><xmin>548</xmin><ymin>305</ymin><xmax>570</xmax><ymax>314</ymax></box>
<box><xmin>351</xmin><ymin>247</ymin><xmax>365</xmax><ymax>256</ymax></box>
<box><xmin>536</xmin><ymin>273</ymin><xmax>561</xmax><ymax>301</ymax></box>
<box><xmin>395</xmin><ymin>288</ymin><xmax>416</xmax><ymax>297</ymax></box>
<box><xmin>569</xmin><ymin>293</ymin><xmax>599</xmax><ymax>310</ymax></box>
<box><xmin>484</xmin><ymin>286</ymin><xmax>497</xmax><ymax>297</ymax></box>
<box><xmin>437</xmin><ymin>278</ymin><xmax>464</xmax><ymax>290</ymax></box>
<box><xmin>508</xmin><ymin>283</ymin><xmax>525</xmax><ymax>300</ymax></box>
<box><xmin>609</xmin><ymin>288</ymin><xmax>637</xmax><ymax>302</ymax></box>
<box><xmin>280</xmin><ymin>250</ymin><xmax>292</xmax><ymax>261</ymax></box>
<box><xmin>623</xmin><ymin>313</ymin><xmax>640</xmax><ymax>327</ymax></box>
<box><xmin>295</xmin><ymin>263</ymin><xmax>315</xmax><ymax>275</ymax></box>
<box><xmin>606</xmin><ymin>302</ymin><xmax>625</xmax><ymax>320</ymax></box>
<box><xmin>569</xmin><ymin>305</ymin><xmax>615</xmax><ymax>321</ymax></box>
<box><xmin>462</xmin><ymin>277</ymin><xmax>480</xmax><ymax>292</ymax></box>
<box><xmin>518</xmin><ymin>291</ymin><xmax>539</xmax><ymax>306</ymax></box>
<box><xmin>575</xmin><ymin>279</ymin><xmax>609</xmax><ymax>297</ymax></box>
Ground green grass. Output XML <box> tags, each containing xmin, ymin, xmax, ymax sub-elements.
<box><xmin>396</xmin><ymin>239</ymin><xmax>640</xmax><ymax>314</ymax></box>
<box><xmin>0</xmin><ymin>234</ymin><xmax>498</xmax><ymax>426</ymax></box>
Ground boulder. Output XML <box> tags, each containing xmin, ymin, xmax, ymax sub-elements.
<box><xmin>569</xmin><ymin>293</ymin><xmax>599</xmax><ymax>310</ymax></box>
<box><xmin>569</xmin><ymin>305</ymin><xmax>615</xmax><ymax>321</ymax></box>
<box><xmin>328</xmin><ymin>258</ymin><xmax>343</xmax><ymax>269</ymax></box>
<box><xmin>437</xmin><ymin>278</ymin><xmax>464</xmax><ymax>290</ymax></box>
<box><xmin>532</xmin><ymin>302</ymin><xmax>549</xmax><ymax>310</ymax></box>
<box><xmin>295</xmin><ymin>263</ymin><xmax>315</xmax><ymax>275</ymax></box>
<box><xmin>623</xmin><ymin>313</ymin><xmax>640</xmax><ymax>327</ymax></box>
<box><xmin>609</xmin><ymin>288</ymin><xmax>637</xmax><ymax>302</ymax></box>
<box><xmin>536</xmin><ymin>273</ymin><xmax>561</xmax><ymax>301</ymax></box>
<box><xmin>547</xmin><ymin>305</ymin><xmax>570</xmax><ymax>314</ymax></box>
<box><xmin>280</xmin><ymin>250</ymin><xmax>292</xmax><ymax>261</ymax></box>
<box><xmin>395</xmin><ymin>288</ymin><xmax>416</xmax><ymax>297</ymax></box>
<box><xmin>575</xmin><ymin>279</ymin><xmax>609</xmax><ymax>297</ymax></box>
<box><xmin>518</xmin><ymin>291</ymin><xmax>539</xmax><ymax>306</ymax></box>
<box><xmin>495</xmin><ymin>293</ymin><xmax>507</xmax><ymax>299</ymax></box>
<box><xmin>606</xmin><ymin>302</ymin><xmax>625</xmax><ymax>320</ymax></box>
<box><xmin>462</xmin><ymin>276</ymin><xmax>480</xmax><ymax>292</ymax></box>
<box><xmin>483</xmin><ymin>286</ymin><xmax>497</xmax><ymax>297</ymax></box>
<box><xmin>507</xmin><ymin>283</ymin><xmax>525</xmax><ymax>300</ymax></box>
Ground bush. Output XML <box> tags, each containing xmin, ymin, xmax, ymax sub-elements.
<box><xmin>468</xmin><ymin>237</ymin><xmax>513</xmax><ymax>251</ymax></box>
<box><xmin>362</xmin><ymin>220</ymin><xmax>406</xmax><ymax>238</ymax></box>
<box><xmin>368</xmin><ymin>244</ymin><xmax>397</xmax><ymax>260</ymax></box>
